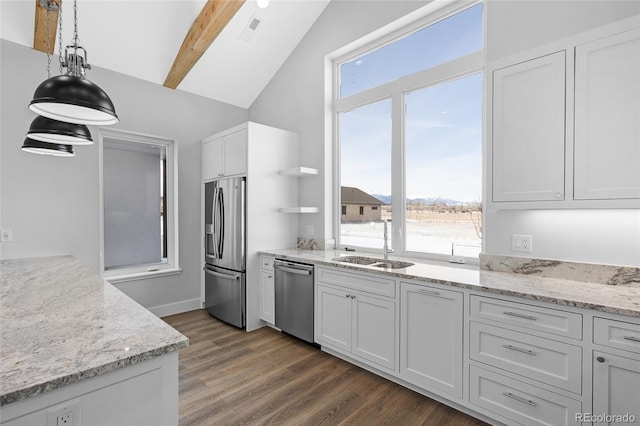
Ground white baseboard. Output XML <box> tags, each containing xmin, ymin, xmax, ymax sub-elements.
<box><xmin>149</xmin><ymin>298</ymin><xmax>202</xmax><ymax>318</ymax></box>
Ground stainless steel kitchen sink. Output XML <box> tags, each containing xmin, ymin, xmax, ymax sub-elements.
<box><xmin>371</xmin><ymin>260</ymin><xmax>414</xmax><ymax>269</ymax></box>
<box><xmin>332</xmin><ymin>256</ymin><xmax>414</xmax><ymax>269</ymax></box>
<box><xmin>331</xmin><ymin>256</ymin><xmax>379</xmax><ymax>265</ymax></box>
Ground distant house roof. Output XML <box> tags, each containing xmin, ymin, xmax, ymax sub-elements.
<box><xmin>341</xmin><ymin>186</ymin><xmax>384</xmax><ymax>205</ymax></box>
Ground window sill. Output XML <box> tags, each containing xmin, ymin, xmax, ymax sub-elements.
<box><xmin>104</xmin><ymin>267</ymin><xmax>183</xmax><ymax>284</ymax></box>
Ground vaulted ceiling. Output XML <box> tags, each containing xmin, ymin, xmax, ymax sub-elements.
<box><xmin>0</xmin><ymin>0</ymin><xmax>331</xmax><ymax>109</ymax></box>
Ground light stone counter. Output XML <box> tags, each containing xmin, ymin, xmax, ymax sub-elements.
<box><xmin>260</xmin><ymin>248</ymin><xmax>640</xmax><ymax>318</ymax></box>
<box><xmin>0</xmin><ymin>256</ymin><xmax>189</xmax><ymax>406</ymax></box>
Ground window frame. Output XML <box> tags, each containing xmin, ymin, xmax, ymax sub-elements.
<box><xmin>99</xmin><ymin>128</ymin><xmax>181</xmax><ymax>283</ymax></box>
<box><xmin>332</xmin><ymin>0</ymin><xmax>485</xmax><ymax>263</ymax></box>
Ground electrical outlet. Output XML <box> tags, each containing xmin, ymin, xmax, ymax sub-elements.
<box><xmin>306</xmin><ymin>225</ymin><xmax>314</xmax><ymax>236</ymax></box>
<box><xmin>512</xmin><ymin>234</ymin><xmax>533</xmax><ymax>253</ymax></box>
<box><xmin>1</xmin><ymin>229</ymin><xmax>12</xmax><ymax>242</ymax></box>
<box><xmin>47</xmin><ymin>400</ymin><xmax>81</xmax><ymax>426</ymax></box>
<box><xmin>57</xmin><ymin>412</ymin><xmax>72</xmax><ymax>426</ymax></box>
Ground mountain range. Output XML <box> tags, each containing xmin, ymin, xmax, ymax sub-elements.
<box><xmin>372</xmin><ymin>194</ymin><xmax>467</xmax><ymax>206</ymax></box>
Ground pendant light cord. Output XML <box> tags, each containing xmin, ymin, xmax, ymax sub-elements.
<box><xmin>46</xmin><ymin>2</ymin><xmax>51</xmax><ymax>78</ymax></box>
<box><xmin>58</xmin><ymin>0</ymin><xmax>64</xmax><ymax>74</ymax></box>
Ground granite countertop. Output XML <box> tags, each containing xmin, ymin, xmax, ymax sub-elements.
<box><xmin>0</xmin><ymin>256</ymin><xmax>189</xmax><ymax>406</ymax></box>
<box><xmin>261</xmin><ymin>248</ymin><xmax>640</xmax><ymax>318</ymax></box>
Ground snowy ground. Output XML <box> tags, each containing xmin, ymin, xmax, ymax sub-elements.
<box><xmin>340</xmin><ymin>215</ymin><xmax>481</xmax><ymax>258</ymax></box>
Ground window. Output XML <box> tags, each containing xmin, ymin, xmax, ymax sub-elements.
<box><xmin>341</xmin><ymin>205</ymin><xmax>347</xmax><ymax>215</ymax></box>
<box><xmin>359</xmin><ymin>206</ymin><xmax>365</xmax><ymax>215</ymax></box>
<box><xmin>100</xmin><ymin>129</ymin><xmax>179</xmax><ymax>280</ymax></box>
<box><xmin>335</xmin><ymin>2</ymin><xmax>484</xmax><ymax>262</ymax></box>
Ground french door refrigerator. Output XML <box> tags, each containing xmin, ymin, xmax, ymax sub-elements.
<box><xmin>204</xmin><ymin>177</ymin><xmax>246</xmax><ymax>328</ymax></box>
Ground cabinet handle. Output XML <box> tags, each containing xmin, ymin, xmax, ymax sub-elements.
<box><xmin>596</xmin><ymin>356</ymin><xmax>605</xmax><ymax>363</ymax></box>
<box><xmin>345</xmin><ymin>294</ymin><xmax>351</xmax><ymax>298</ymax></box>
<box><xmin>417</xmin><ymin>289</ymin><xmax>441</xmax><ymax>297</ymax></box>
<box><xmin>503</xmin><ymin>392</ymin><xmax>537</xmax><ymax>407</ymax></box>
<box><xmin>503</xmin><ymin>344</ymin><xmax>537</xmax><ymax>356</ymax></box>
<box><xmin>351</xmin><ymin>295</ymin><xmax>356</xmax><ymax>299</ymax></box>
<box><xmin>623</xmin><ymin>336</ymin><xmax>640</xmax><ymax>343</ymax></box>
<box><xmin>503</xmin><ymin>311</ymin><xmax>537</xmax><ymax>321</ymax></box>
<box><xmin>267</xmin><ymin>275</ymin><xmax>272</xmax><ymax>279</ymax></box>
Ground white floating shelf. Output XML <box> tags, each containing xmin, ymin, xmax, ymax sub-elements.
<box><xmin>279</xmin><ymin>167</ymin><xmax>319</xmax><ymax>177</ymax></box>
<box><xmin>279</xmin><ymin>207</ymin><xmax>319</xmax><ymax>213</ymax></box>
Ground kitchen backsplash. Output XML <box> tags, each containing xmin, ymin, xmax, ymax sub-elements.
<box><xmin>480</xmin><ymin>254</ymin><xmax>640</xmax><ymax>286</ymax></box>
<box><xmin>296</xmin><ymin>237</ymin><xmax>320</xmax><ymax>250</ymax></box>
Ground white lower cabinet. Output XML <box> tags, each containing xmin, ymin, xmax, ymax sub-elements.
<box><xmin>316</xmin><ymin>282</ymin><xmax>396</xmax><ymax>371</ymax></box>
<box><xmin>312</xmin><ymin>265</ymin><xmax>640</xmax><ymax>426</ymax></box>
<box><xmin>400</xmin><ymin>282</ymin><xmax>463</xmax><ymax>399</ymax></box>
<box><xmin>593</xmin><ymin>352</ymin><xmax>640</xmax><ymax>425</ymax></box>
<box><xmin>259</xmin><ymin>256</ymin><xmax>275</xmax><ymax>324</ymax></box>
<box><xmin>592</xmin><ymin>317</ymin><xmax>640</xmax><ymax>425</ymax></box>
<box><xmin>470</xmin><ymin>365</ymin><xmax>582</xmax><ymax>426</ymax></box>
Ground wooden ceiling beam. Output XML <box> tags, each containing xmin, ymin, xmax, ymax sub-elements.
<box><xmin>164</xmin><ymin>0</ymin><xmax>246</xmax><ymax>89</ymax></box>
<box><xmin>33</xmin><ymin>0</ymin><xmax>61</xmax><ymax>54</ymax></box>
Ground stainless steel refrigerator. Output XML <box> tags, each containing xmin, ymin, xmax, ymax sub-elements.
<box><xmin>204</xmin><ymin>177</ymin><xmax>246</xmax><ymax>328</ymax></box>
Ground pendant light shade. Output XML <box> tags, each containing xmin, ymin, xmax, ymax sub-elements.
<box><xmin>27</xmin><ymin>115</ymin><xmax>93</xmax><ymax>145</ymax></box>
<box><xmin>29</xmin><ymin>74</ymin><xmax>119</xmax><ymax>126</ymax></box>
<box><xmin>21</xmin><ymin>138</ymin><xmax>75</xmax><ymax>157</ymax></box>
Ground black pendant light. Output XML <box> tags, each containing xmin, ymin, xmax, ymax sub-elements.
<box><xmin>21</xmin><ymin>138</ymin><xmax>75</xmax><ymax>157</ymax></box>
<box><xmin>29</xmin><ymin>0</ymin><xmax>118</xmax><ymax>126</ymax></box>
<box><xmin>27</xmin><ymin>115</ymin><xmax>93</xmax><ymax>145</ymax></box>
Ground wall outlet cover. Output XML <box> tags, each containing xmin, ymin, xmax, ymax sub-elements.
<box><xmin>512</xmin><ymin>234</ymin><xmax>533</xmax><ymax>252</ymax></box>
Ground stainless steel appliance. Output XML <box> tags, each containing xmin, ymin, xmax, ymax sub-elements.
<box><xmin>204</xmin><ymin>177</ymin><xmax>246</xmax><ymax>328</ymax></box>
<box><xmin>274</xmin><ymin>259</ymin><xmax>315</xmax><ymax>343</ymax></box>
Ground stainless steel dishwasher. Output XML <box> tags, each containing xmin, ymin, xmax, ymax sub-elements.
<box><xmin>274</xmin><ymin>259</ymin><xmax>315</xmax><ymax>344</ymax></box>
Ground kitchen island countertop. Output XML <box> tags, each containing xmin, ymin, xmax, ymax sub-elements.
<box><xmin>260</xmin><ymin>248</ymin><xmax>640</xmax><ymax>318</ymax></box>
<box><xmin>0</xmin><ymin>255</ymin><xmax>189</xmax><ymax>406</ymax></box>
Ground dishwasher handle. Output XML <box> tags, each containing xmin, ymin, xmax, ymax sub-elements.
<box><xmin>274</xmin><ymin>262</ymin><xmax>313</xmax><ymax>276</ymax></box>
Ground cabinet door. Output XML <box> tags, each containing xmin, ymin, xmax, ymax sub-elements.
<box><xmin>352</xmin><ymin>293</ymin><xmax>396</xmax><ymax>371</ymax></box>
<box><xmin>492</xmin><ymin>51</ymin><xmax>566</xmax><ymax>202</ymax></box>
<box><xmin>202</xmin><ymin>138</ymin><xmax>224</xmax><ymax>181</ymax></box>
<box><xmin>400</xmin><ymin>282</ymin><xmax>463</xmax><ymax>398</ymax></box>
<box><xmin>223</xmin><ymin>128</ymin><xmax>247</xmax><ymax>177</ymax></box>
<box><xmin>593</xmin><ymin>351</ymin><xmax>640</xmax><ymax>424</ymax></box>
<box><xmin>574</xmin><ymin>29</ymin><xmax>640</xmax><ymax>200</ymax></box>
<box><xmin>259</xmin><ymin>270</ymin><xmax>275</xmax><ymax>324</ymax></box>
<box><xmin>316</xmin><ymin>285</ymin><xmax>351</xmax><ymax>352</ymax></box>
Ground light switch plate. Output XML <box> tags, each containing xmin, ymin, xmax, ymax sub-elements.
<box><xmin>1</xmin><ymin>229</ymin><xmax>12</xmax><ymax>242</ymax></box>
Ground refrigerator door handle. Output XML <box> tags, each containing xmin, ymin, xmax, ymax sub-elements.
<box><xmin>211</xmin><ymin>187</ymin><xmax>219</xmax><ymax>259</ymax></box>
<box><xmin>204</xmin><ymin>266</ymin><xmax>240</xmax><ymax>281</ymax></box>
<box><xmin>217</xmin><ymin>187</ymin><xmax>225</xmax><ymax>259</ymax></box>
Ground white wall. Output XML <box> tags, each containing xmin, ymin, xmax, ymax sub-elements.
<box><xmin>250</xmin><ymin>0</ymin><xmax>640</xmax><ymax>267</ymax></box>
<box><xmin>0</xmin><ymin>39</ymin><xmax>248</xmax><ymax>313</ymax></box>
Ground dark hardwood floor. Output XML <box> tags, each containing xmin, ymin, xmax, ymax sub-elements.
<box><xmin>163</xmin><ymin>309</ymin><xmax>489</xmax><ymax>426</ymax></box>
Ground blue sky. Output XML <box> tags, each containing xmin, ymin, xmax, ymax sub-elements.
<box><xmin>339</xmin><ymin>4</ymin><xmax>483</xmax><ymax>203</ymax></box>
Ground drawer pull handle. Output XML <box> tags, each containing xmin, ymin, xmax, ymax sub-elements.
<box><xmin>503</xmin><ymin>344</ymin><xmax>537</xmax><ymax>356</ymax></box>
<box><xmin>503</xmin><ymin>311</ymin><xmax>537</xmax><ymax>321</ymax></box>
<box><xmin>623</xmin><ymin>336</ymin><xmax>640</xmax><ymax>343</ymax></box>
<box><xmin>503</xmin><ymin>392</ymin><xmax>537</xmax><ymax>407</ymax></box>
<box><xmin>417</xmin><ymin>289</ymin><xmax>441</xmax><ymax>297</ymax></box>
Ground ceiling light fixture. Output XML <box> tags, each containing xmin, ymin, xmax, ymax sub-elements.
<box><xmin>256</xmin><ymin>0</ymin><xmax>269</xmax><ymax>9</ymax></box>
<box><xmin>21</xmin><ymin>138</ymin><xmax>75</xmax><ymax>157</ymax></box>
<box><xmin>29</xmin><ymin>0</ymin><xmax>119</xmax><ymax>126</ymax></box>
<box><xmin>26</xmin><ymin>115</ymin><xmax>93</xmax><ymax>145</ymax></box>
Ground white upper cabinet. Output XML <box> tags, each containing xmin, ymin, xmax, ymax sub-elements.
<box><xmin>491</xmin><ymin>51</ymin><xmax>566</xmax><ymax>202</ymax></box>
<box><xmin>574</xmin><ymin>28</ymin><xmax>640</xmax><ymax>200</ymax></box>
<box><xmin>202</xmin><ymin>128</ymin><xmax>248</xmax><ymax>181</ymax></box>
<box><xmin>488</xmin><ymin>18</ymin><xmax>640</xmax><ymax>208</ymax></box>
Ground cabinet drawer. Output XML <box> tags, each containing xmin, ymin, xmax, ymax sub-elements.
<box><xmin>260</xmin><ymin>256</ymin><xmax>274</xmax><ymax>272</ymax></box>
<box><xmin>470</xmin><ymin>322</ymin><xmax>582</xmax><ymax>394</ymax></box>
<box><xmin>316</xmin><ymin>267</ymin><xmax>396</xmax><ymax>298</ymax></box>
<box><xmin>470</xmin><ymin>295</ymin><xmax>582</xmax><ymax>340</ymax></box>
<box><xmin>594</xmin><ymin>317</ymin><xmax>640</xmax><ymax>354</ymax></box>
<box><xmin>470</xmin><ymin>365</ymin><xmax>582</xmax><ymax>426</ymax></box>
